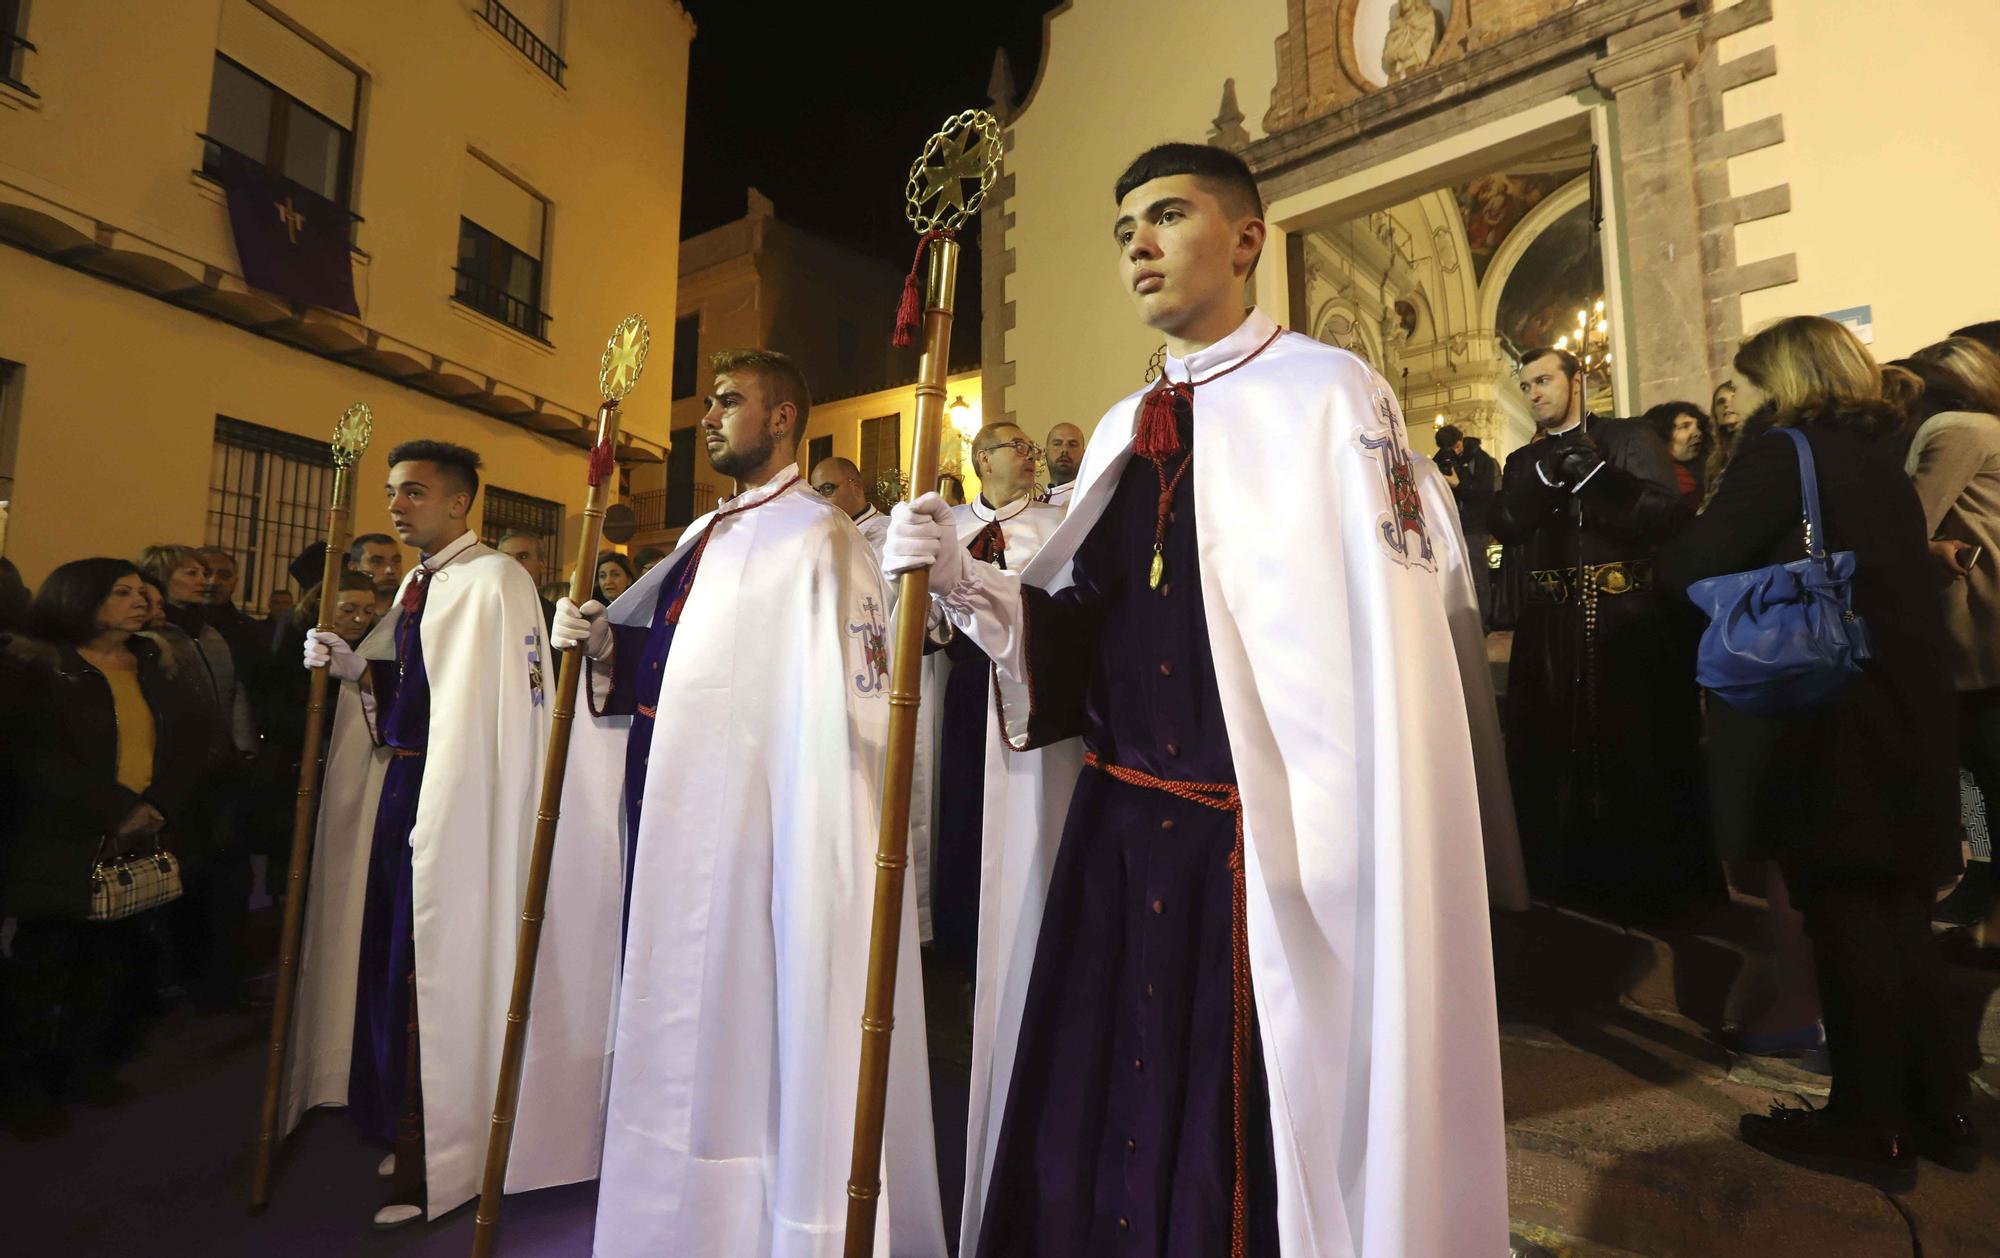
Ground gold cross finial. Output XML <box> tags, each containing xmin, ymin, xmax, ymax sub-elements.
<box><xmin>598</xmin><ymin>315</ymin><xmax>651</xmax><ymax>402</ymax></box>
<box><xmin>905</xmin><ymin>110</ymin><xmax>1003</xmax><ymax>234</ymax></box>
<box><xmin>331</xmin><ymin>403</ymin><xmax>373</xmax><ymax>470</ymax></box>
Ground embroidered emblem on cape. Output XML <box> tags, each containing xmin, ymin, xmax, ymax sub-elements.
<box><xmin>1356</xmin><ymin>389</ymin><xmax>1436</xmax><ymax>571</ymax></box>
<box><xmin>525</xmin><ymin>632</ymin><xmax>545</xmax><ymax>705</ymax></box>
<box><xmin>848</xmin><ymin>597</ymin><xmax>890</xmax><ymax>696</ymax></box>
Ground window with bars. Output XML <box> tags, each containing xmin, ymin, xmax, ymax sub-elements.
<box><xmin>206</xmin><ymin>416</ymin><xmax>337</xmax><ymax>614</ymax></box>
<box><xmin>858</xmin><ymin>413</ymin><xmax>901</xmax><ymax>504</ymax></box>
<box><xmin>456</xmin><ymin>217</ymin><xmax>550</xmax><ymax>341</ymax></box>
<box><xmin>481</xmin><ymin>485</ymin><xmax>563</xmax><ymax>565</ymax></box>
<box><xmin>2</xmin><ymin>0</ymin><xmax>36</xmax><ymax>95</ymax></box>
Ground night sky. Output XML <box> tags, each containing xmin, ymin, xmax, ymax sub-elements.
<box><xmin>676</xmin><ymin>0</ymin><xmax>1065</xmax><ymax>366</ymax></box>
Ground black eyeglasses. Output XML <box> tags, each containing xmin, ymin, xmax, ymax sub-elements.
<box><xmin>982</xmin><ymin>438</ymin><xmax>1042</xmax><ymax>460</ymax></box>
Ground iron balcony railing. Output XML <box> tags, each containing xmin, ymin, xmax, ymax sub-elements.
<box><xmin>452</xmin><ymin>267</ymin><xmax>553</xmax><ymax>342</ymax></box>
<box><xmin>3</xmin><ymin>31</ymin><xmax>37</xmax><ymax>96</ymax></box>
<box><xmin>631</xmin><ymin>481</ymin><xmax>720</xmax><ymax>533</ymax></box>
<box><xmin>196</xmin><ymin>133</ymin><xmax>364</xmax><ymax>243</ymax></box>
<box><xmin>481</xmin><ymin>0</ymin><xmax>565</xmax><ymax>86</ymax></box>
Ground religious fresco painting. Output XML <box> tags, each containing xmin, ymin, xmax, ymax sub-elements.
<box><xmin>1455</xmin><ymin>170</ymin><xmax>1581</xmax><ymax>282</ymax></box>
<box><xmin>1495</xmin><ymin>197</ymin><xmax>1607</xmax><ymax>383</ymax></box>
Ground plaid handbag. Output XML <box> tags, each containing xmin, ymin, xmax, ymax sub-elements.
<box><xmin>86</xmin><ymin>838</ymin><xmax>183</xmax><ymax>922</ymax></box>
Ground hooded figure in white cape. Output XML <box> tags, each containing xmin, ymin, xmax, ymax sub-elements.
<box><xmin>551</xmin><ymin>352</ymin><xmax>944</xmax><ymax>1258</ymax></box>
<box><xmin>889</xmin><ymin>308</ymin><xmax>1521</xmax><ymax>1255</ymax></box>
<box><xmin>284</xmin><ymin>446</ymin><xmax>621</xmax><ymax>1227</ymax></box>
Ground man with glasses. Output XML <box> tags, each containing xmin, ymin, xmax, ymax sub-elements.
<box><xmin>917</xmin><ymin>422</ymin><xmax>1062</xmax><ymax>972</ymax></box>
<box><xmin>810</xmin><ymin>454</ymin><xmax>890</xmax><ymax>559</ymax></box>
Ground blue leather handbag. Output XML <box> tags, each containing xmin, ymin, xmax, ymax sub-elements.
<box><xmin>1686</xmin><ymin>427</ymin><xmax>1872</xmax><ymax>715</ymax></box>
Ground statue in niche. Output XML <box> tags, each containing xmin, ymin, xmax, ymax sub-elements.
<box><xmin>1381</xmin><ymin>0</ymin><xmax>1441</xmax><ymax>82</ymax></box>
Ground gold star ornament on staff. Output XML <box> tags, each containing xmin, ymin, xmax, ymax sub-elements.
<box><xmin>845</xmin><ymin>108</ymin><xmax>1001</xmax><ymax>1258</ymax></box>
<box><xmin>252</xmin><ymin>402</ymin><xmax>373</xmax><ymax>1209</ymax></box>
<box><xmin>470</xmin><ymin>315</ymin><xmax>649</xmax><ymax>1258</ymax></box>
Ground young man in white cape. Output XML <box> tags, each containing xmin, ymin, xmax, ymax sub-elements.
<box><xmin>551</xmin><ymin>348</ymin><xmax>944</xmax><ymax>1258</ymax></box>
<box><xmin>884</xmin><ymin>143</ymin><xmax>1524</xmax><ymax>1258</ymax></box>
<box><xmin>285</xmin><ymin>441</ymin><xmax>622</xmax><ymax>1228</ymax></box>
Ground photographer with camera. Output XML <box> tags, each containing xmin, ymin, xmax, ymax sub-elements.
<box><xmin>1433</xmin><ymin>423</ymin><xmax>1497</xmax><ymax>626</ymax></box>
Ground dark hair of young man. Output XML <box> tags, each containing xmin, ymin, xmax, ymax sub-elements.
<box><xmin>1520</xmin><ymin>345</ymin><xmax>1583</xmax><ymax>380</ymax></box>
<box><xmin>386</xmin><ymin>439</ymin><xmax>483</xmax><ymax>504</ymax></box>
<box><xmin>1434</xmin><ymin>424</ymin><xmax>1464</xmax><ymax>451</ymax></box>
<box><xmin>1113</xmin><ymin>142</ymin><xmax>1264</xmax><ymax>222</ymax></box>
<box><xmin>347</xmin><ymin>533</ymin><xmax>397</xmax><ymax>565</ymax></box>
<box><xmin>27</xmin><ymin>558</ymin><xmax>142</xmax><ymax>646</ymax></box>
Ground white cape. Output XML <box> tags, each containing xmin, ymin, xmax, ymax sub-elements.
<box><xmin>282</xmin><ymin>532</ymin><xmax>621</xmax><ymax>1215</ymax></box>
<box><xmin>579</xmin><ymin>474</ymin><xmax>945</xmax><ymax>1258</ymax></box>
<box><xmin>908</xmin><ymin>496</ymin><xmax>1063</xmax><ymax>943</ymax></box>
<box><xmin>953</xmin><ymin>310</ymin><xmax>1514</xmax><ymax>1258</ymax></box>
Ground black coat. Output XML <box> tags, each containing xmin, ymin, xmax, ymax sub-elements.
<box><xmin>1658</xmin><ymin>421</ymin><xmax>1959</xmax><ymax>884</ymax></box>
<box><xmin>3</xmin><ymin>635</ymin><xmax>214</xmax><ymax>918</ymax></box>
<box><xmin>1450</xmin><ymin>439</ymin><xmax>1498</xmax><ymax>535</ymax></box>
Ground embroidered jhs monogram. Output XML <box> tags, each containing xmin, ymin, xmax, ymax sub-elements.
<box><xmin>525</xmin><ymin>632</ymin><xmax>545</xmax><ymax>705</ymax></box>
<box><xmin>848</xmin><ymin>597</ymin><xmax>890</xmax><ymax>696</ymax></box>
<box><xmin>1356</xmin><ymin>388</ymin><xmax>1436</xmax><ymax>571</ymax></box>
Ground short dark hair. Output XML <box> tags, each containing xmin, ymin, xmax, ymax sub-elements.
<box><xmin>1434</xmin><ymin>424</ymin><xmax>1463</xmax><ymax>451</ymax></box>
<box><xmin>634</xmin><ymin>545</ymin><xmax>668</xmax><ymax>569</ymax></box>
<box><xmin>387</xmin><ymin>440</ymin><xmax>482</xmax><ymax>503</ymax></box>
<box><xmin>1519</xmin><ymin>346</ymin><xmax>1582</xmax><ymax>379</ymax></box>
<box><xmin>710</xmin><ymin>348</ymin><xmax>812</xmax><ymax>442</ymax></box>
<box><xmin>27</xmin><ymin>558</ymin><xmax>141</xmax><ymax>646</ymax></box>
<box><xmin>348</xmin><ymin>533</ymin><xmax>396</xmax><ymax>564</ymax></box>
<box><xmin>495</xmin><ymin>529</ymin><xmax>542</xmax><ymax>553</ymax></box>
<box><xmin>1951</xmin><ymin>321</ymin><xmax>2000</xmax><ymax>358</ymax></box>
<box><xmin>1114</xmin><ymin>143</ymin><xmax>1263</xmax><ymax>221</ymax></box>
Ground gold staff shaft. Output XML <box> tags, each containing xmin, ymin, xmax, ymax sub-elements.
<box><xmin>252</xmin><ymin>458</ymin><xmax>362</xmax><ymax>1208</ymax></box>
<box><xmin>843</xmin><ymin>235</ymin><xmax>959</xmax><ymax>1256</ymax></box>
<box><xmin>469</xmin><ymin>398</ymin><xmax>623</xmax><ymax>1258</ymax></box>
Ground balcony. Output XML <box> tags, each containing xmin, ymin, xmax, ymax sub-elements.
<box><xmin>480</xmin><ymin>0</ymin><xmax>565</xmax><ymax>86</ymax></box>
<box><xmin>452</xmin><ymin>267</ymin><xmax>552</xmax><ymax>343</ymax></box>
<box><xmin>2</xmin><ymin>31</ymin><xmax>35</xmax><ymax>96</ymax></box>
<box><xmin>631</xmin><ymin>481</ymin><xmax>721</xmax><ymax>539</ymax></box>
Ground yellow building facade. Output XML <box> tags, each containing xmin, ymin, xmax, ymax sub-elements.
<box><xmin>984</xmin><ymin>0</ymin><xmax>2000</xmax><ymax>462</ymax></box>
<box><xmin>0</xmin><ymin>0</ymin><xmax>693</xmax><ymax>599</ymax></box>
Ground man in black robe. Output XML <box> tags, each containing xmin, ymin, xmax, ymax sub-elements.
<box><xmin>1493</xmin><ymin>346</ymin><xmax>1708</xmax><ymax>920</ymax></box>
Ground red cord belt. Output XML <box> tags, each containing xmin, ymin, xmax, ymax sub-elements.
<box><xmin>1083</xmin><ymin>750</ymin><xmax>1250</xmax><ymax>1258</ymax></box>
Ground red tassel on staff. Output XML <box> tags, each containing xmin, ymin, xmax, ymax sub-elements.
<box><xmin>892</xmin><ymin>229</ymin><xmax>953</xmax><ymax>347</ymax></box>
<box><xmin>1134</xmin><ymin>381</ymin><xmax>1191</xmax><ymax>460</ymax></box>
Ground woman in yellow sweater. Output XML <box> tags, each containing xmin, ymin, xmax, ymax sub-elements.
<box><xmin>3</xmin><ymin>559</ymin><xmax>211</xmax><ymax>1120</ymax></box>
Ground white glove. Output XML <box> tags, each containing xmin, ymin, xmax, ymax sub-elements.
<box><xmin>883</xmin><ymin>493</ymin><xmax>969</xmax><ymax>593</ymax></box>
<box><xmin>551</xmin><ymin>598</ymin><xmax>612</xmax><ymax>659</ymax></box>
<box><xmin>302</xmin><ymin>629</ymin><xmax>365</xmax><ymax>682</ymax></box>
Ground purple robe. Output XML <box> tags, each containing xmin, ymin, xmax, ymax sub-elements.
<box><xmin>935</xmin><ymin>519</ymin><xmax>1010</xmax><ymax>971</ymax></box>
<box><xmin>590</xmin><ymin>548</ymin><xmax>698</xmax><ymax>929</ymax></box>
<box><xmin>975</xmin><ymin>419</ymin><xmax>1279</xmax><ymax>1257</ymax></box>
<box><xmin>349</xmin><ymin>589</ymin><xmax>431</xmax><ymax>1147</ymax></box>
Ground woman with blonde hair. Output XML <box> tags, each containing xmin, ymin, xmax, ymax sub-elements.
<box><xmin>1901</xmin><ymin>337</ymin><xmax>2000</xmax><ymax>953</ymax></box>
<box><xmin>1661</xmin><ymin>315</ymin><xmax>1972</xmax><ymax>1190</ymax></box>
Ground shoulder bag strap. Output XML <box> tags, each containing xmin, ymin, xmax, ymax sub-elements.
<box><xmin>1775</xmin><ymin>426</ymin><xmax>1827</xmax><ymax>559</ymax></box>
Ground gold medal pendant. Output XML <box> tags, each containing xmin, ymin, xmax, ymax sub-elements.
<box><xmin>1149</xmin><ymin>547</ymin><xmax>1164</xmax><ymax>590</ymax></box>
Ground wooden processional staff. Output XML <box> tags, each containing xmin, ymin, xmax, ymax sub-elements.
<box><xmin>252</xmin><ymin>402</ymin><xmax>374</xmax><ymax>1208</ymax></box>
<box><xmin>843</xmin><ymin>109</ymin><xmax>1003</xmax><ymax>1257</ymax></box>
<box><xmin>468</xmin><ymin>316</ymin><xmax>651</xmax><ymax>1258</ymax></box>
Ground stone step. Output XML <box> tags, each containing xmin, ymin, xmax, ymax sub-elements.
<box><xmin>1499</xmin><ymin>1010</ymin><xmax>2000</xmax><ymax>1258</ymax></box>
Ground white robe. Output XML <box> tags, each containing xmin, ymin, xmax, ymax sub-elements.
<box><xmin>281</xmin><ymin>530</ymin><xmax>619</xmax><ymax>1215</ymax></box>
<box><xmin>907</xmin><ymin>494</ymin><xmax>1063</xmax><ymax>943</ymax></box>
<box><xmin>853</xmin><ymin>503</ymin><xmax>891</xmax><ymax>560</ymax></box>
<box><xmin>580</xmin><ymin>472</ymin><xmax>945</xmax><ymax>1258</ymax></box>
<box><xmin>945</xmin><ymin>310</ymin><xmax>1513</xmax><ymax>1257</ymax></box>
